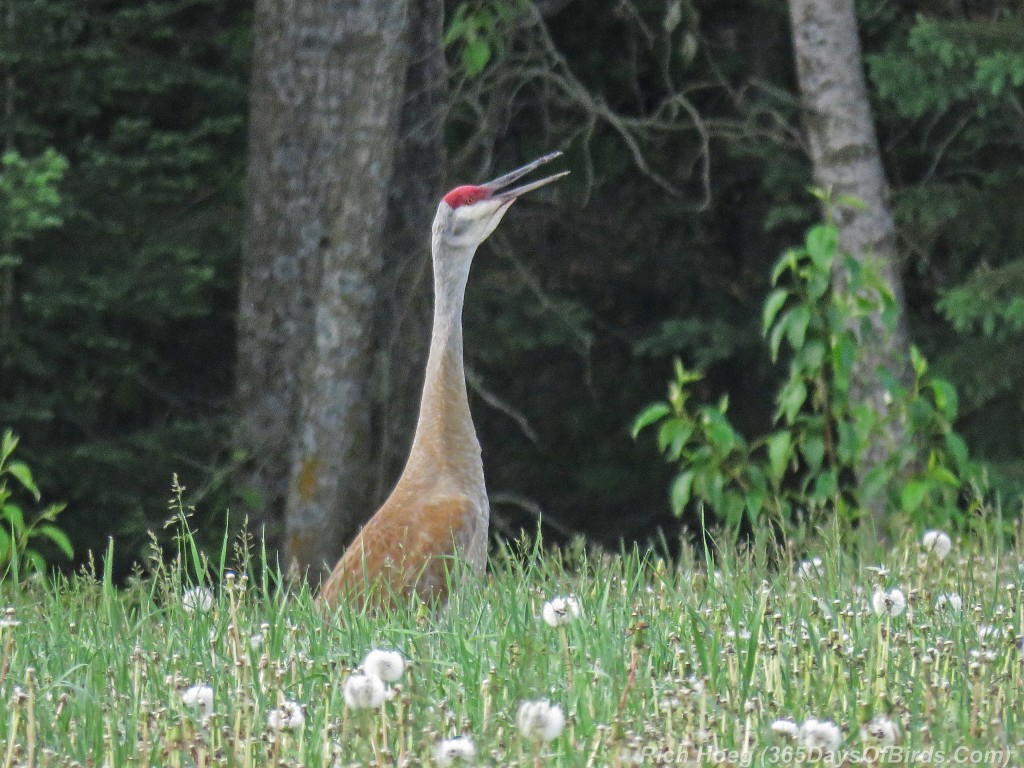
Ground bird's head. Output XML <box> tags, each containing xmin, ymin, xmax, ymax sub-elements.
<box><xmin>433</xmin><ymin>151</ymin><xmax>568</xmax><ymax>253</ymax></box>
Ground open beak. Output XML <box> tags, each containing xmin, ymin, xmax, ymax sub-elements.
<box><xmin>482</xmin><ymin>151</ymin><xmax>569</xmax><ymax>203</ymax></box>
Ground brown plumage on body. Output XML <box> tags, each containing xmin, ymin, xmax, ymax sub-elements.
<box><xmin>318</xmin><ymin>153</ymin><xmax>568</xmax><ymax>609</ymax></box>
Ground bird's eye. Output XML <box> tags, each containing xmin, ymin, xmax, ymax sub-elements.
<box><xmin>464</xmin><ymin>195</ymin><xmax>476</xmax><ymax>205</ymax></box>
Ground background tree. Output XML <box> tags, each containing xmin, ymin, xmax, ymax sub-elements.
<box><xmin>370</xmin><ymin>0</ymin><xmax>448</xmax><ymax>514</ymax></box>
<box><xmin>0</xmin><ymin>0</ymin><xmax>248</xmax><ymax>574</ymax></box>
<box><xmin>788</xmin><ymin>0</ymin><xmax>911</xmax><ymax>532</ymax></box>
<box><xmin>864</xmin><ymin>2</ymin><xmax>1024</xmax><ymax>494</ymax></box>
<box><xmin>2</xmin><ymin>0</ymin><xmax>1022</xmax><ymax>572</ymax></box>
<box><xmin>236</xmin><ymin>0</ymin><xmax>448</xmax><ymax>577</ymax></box>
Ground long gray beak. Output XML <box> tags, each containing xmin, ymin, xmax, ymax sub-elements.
<box><xmin>482</xmin><ymin>151</ymin><xmax>569</xmax><ymax>202</ymax></box>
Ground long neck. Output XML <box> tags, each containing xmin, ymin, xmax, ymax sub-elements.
<box><xmin>404</xmin><ymin>239</ymin><xmax>482</xmax><ymax>485</ymax></box>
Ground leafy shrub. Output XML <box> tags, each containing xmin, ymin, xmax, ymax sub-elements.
<box><xmin>634</xmin><ymin>213</ymin><xmax>982</xmax><ymax>536</ymax></box>
<box><xmin>0</xmin><ymin>430</ymin><xmax>73</xmax><ymax>579</ymax></box>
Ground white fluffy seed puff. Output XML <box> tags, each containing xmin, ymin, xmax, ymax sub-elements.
<box><xmin>862</xmin><ymin>714</ymin><xmax>899</xmax><ymax>745</ymax></box>
<box><xmin>362</xmin><ymin>648</ymin><xmax>406</xmax><ymax>682</ymax></box>
<box><xmin>770</xmin><ymin>719</ymin><xmax>800</xmax><ymax>739</ymax></box>
<box><xmin>542</xmin><ymin>596</ymin><xmax>582</xmax><ymax>627</ymax></box>
<box><xmin>798</xmin><ymin>717</ymin><xmax>842</xmax><ymax>752</ymax></box>
<box><xmin>434</xmin><ymin>736</ymin><xmax>476</xmax><ymax>765</ymax></box>
<box><xmin>343</xmin><ymin>671</ymin><xmax>387</xmax><ymax>709</ymax></box>
<box><xmin>871</xmin><ymin>587</ymin><xmax>907</xmax><ymax>617</ymax></box>
<box><xmin>181</xmin><ymin>684</ymin><xmax>214</xmax><ymax>722</ymax></box>
<box><xmin>517</xmin><ymin>699</ymin><xmax>565</xmax><ymax>742</ymax></box>
<box><xmin>797</xmin><ymin>557</ymin><xmax>825</xmax><ymax>580</ymax></box>
<box><xmin>182</xmin><ymin>586</ymin><xmax>214</xmax><ymax>615</ymax></box>
<box><xmin>267</xmin><ymin>700</ymin><xmax>304</xmax><ymax>732</ymax></box>
<box><xmin>922</xmin><ymin>529</ymin><xmax>952</xmax><ymax>560</ymax></box>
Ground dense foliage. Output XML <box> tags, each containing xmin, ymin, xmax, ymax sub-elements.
<box><xmin>635</xmin><ymin>214</ymin><xmax>980</xmax><ymax>540</ymax></box>
<box><xmin>863</xmin><ymin>3</ymin><xmax>1024</xmax><ymax>488</ymax></box>
<box><xmin>1</xmin><ymin>0</ymin><xmax>1022</xmax><ymax>568</ymax></box>
<box><xmin>0</xmin><ymin>0</ymin><xmax>250</xmax><ymax>570</ymax></box>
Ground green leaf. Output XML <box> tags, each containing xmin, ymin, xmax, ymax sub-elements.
<box><xmin>861</xmin><ymin>465</ymin><xmax>888</xmax><ymax>501</ymax></box>
<box><xmin>786</xmin><ymin>306</ymin><xmax>811</xmax><ymax>350</ymax></box>
<box><xmin>771</xmin><ymin>249</ymin><xmax>798</xmax><ymax>284</ymax></box>
<box><xmin>945</xmin><ymin>432</ymin><xmax>969</xmax><ymax>469</ymax></box>
<box><xmin>778</xmin><ymin>380</ymin><xmax>807</xmax><ymax>424</ymax></box>
<box><xmin>443</xmin><ymin>7</ymin><xmax>468</xmax><ymax>46</ymax></box>
<box><xmin>765</xmin><ymin>431</ymin><xmax>791</xmax><ymax>482</ymax></box>
<box><xmin>36</xmin><ymin>502</ymin><xmax>65</xmax><ymax>523</ymax></box>
<box><xmin>5</xmin><ymin>461</ymin><xmax>40</xmax><ymax>501</ymax></box>
<box><xmin>2</xmin><ymin>503</ymin><xmax>25</xmax><ymax>535</ymax></box>
<box><xmin>928</xmin><ymin>378</ymin><xmax>958</xmax><ymax>421</ymax></box>
<box><xmin>702</xmin><ymin>408</ymin><xmax>738</xmax><ymax>454</ymax></box>
<box><xmin>462</xmin><ymin>37</ymin><xmax>491</xmax><ymax>77</ymax></box>
<box><xmin>805</xmin><ymin>224</ymin><xmax>838</xmax><ymax>267</ymax></box>
<box><xmin>0</xmin><ymin>430</ymin><xmax>17</xmax><ymax>465</ymax></box>
<box><xmin>797</xmin><ymin>340</ymin><xmax>826</xmax><ymax>371</ymax></box>
<box><xmin>24</xmin><ymin>549</ymin><xmax>45</xmax><ymax>574</ymax></box>
<box><xmin>901</xmin><ymin>480</ymin><xmax>929</xmax><ymax>512</ymax></box>
<box><xmin>768</xmin><ymin>313</ymin><xmax>788</xmax><ymax>362</ymax></box>
<box><xmin>929</xmin><ymin>466</ymin><xmax>960</xmax><ymax>488</ymax></box>
<box><xmin>813</xmin><ymin>468</ymin><xmax>837</xmax><ymax>500</ymax></box>
<box><xmin>36</xmin><ymin>524</ymin><xmax>74</xmax><ymax>559</ymax></box>
<box><xmin>657</xmin><ymin>419</ymin><xmax>693</xmax><ymax>461</ymax></box>
<box><xmin>835</xmin><ymin>194</ymin><xmax>866</xmax><ymax>211</ymax></box>
<box><xmin>836</xmin><ymin>420</ymin><xmax>856</xmax><ymax>463</ymax></box>
<box><xmin>806</xmin><ymin>273</ymin><xmax>830</xmax><ymax>301</ymax></box>
<box><xmin>800</xmin><ymin>435</ymin><xmax>825</xmax><ymax>474</ymax></box>
<box><xmin>762</xmin><ymin>289</ymin><xmax>789</xmax><ymax>334</ymax></box>
<box><xmin>910</xmin><ymin>345</ymin><xmax>927</xmax><ymax>378</ymax></box>
<box><xmin>631</xmin><ymin>402</ymin><xmax>672</xmax><ymax>438</ymax></box>
<box><xmin>670</xmin><ymin>472</ymin><xmax>694</xmax><ymax>516</ymax></box>
<box><xmin>0</xmin><ymin>527</ymin><xmax>11</xmax><ymax>564</ymax></box>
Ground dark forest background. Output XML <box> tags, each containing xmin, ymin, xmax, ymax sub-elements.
<box><xmin>2</xmin><ymin>0</ymin><xmax>1023</xmax><ymax>577</ymax></box>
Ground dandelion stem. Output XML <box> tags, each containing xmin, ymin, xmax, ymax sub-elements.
<box><xmin>613</xmin><ymin>645</ymin><xmax>639</xmax><ymax>739</ymax></box>
<box><xmin>559</xmin><ymin>625</ymin><xmax>574</xmax><ymax>689</ymax></box>
<box><xmin>25</xmin><ymin>669</ymin><xmax>35</xmax><ymax>768</ymax></box>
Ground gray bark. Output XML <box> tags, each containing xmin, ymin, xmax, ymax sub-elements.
<box><xmin>236</xmin><ymin>0</ymin><xmax>443</xmax><ymax>576</ymax></box>
<box><xmin>788</xmin><ymin>0</ymin><xmax>911</xmax><ymax>534</ymax></box>
<box><xmin>369</xmin><ymin>0</ymin><xmax>447</xmax><ymax>508</ymax></box>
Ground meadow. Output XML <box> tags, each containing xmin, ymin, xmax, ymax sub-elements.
<box><xmin>2</xmin><ymin>506</ymin><xmax>1023</xmax><ymax>767</ymax></box>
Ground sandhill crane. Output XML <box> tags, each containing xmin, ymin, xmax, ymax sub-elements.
<box><xmin>319</xmin><ymin>152</ymin><xmax>568</xmax><ymax>608</ymax></box>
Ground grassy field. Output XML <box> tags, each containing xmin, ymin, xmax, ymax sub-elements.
<box><xmin>1</xmin><ymin>514</ymin><xmax>1023</xmax><ymax>767</ymax></box>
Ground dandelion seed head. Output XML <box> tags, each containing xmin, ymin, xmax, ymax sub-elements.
<box><xmin>770</xmin><ymin>719</ymin><xmax>799</xmax><ymax>739</ymax></box>
<box><xmin>542</xmin><ymin>596</ymin><xmax>581</xmax><ymax>627</ymax></box>
<box><xmin>181</xmin><ymin>684</ymin><xmax>214</xmax><ymax>720</ymax></box>
<box><xmin>798</xmin><ymin>557</ymin><xmax>824</xmax><ymax>580</ymax></box>
<box><xmin>922</xmin><ymin>530</ymin><xmax>952</xmax><ymax>560</ymax></box>
<box><xmin>799</xmin><ymin>717</ymin><xmax>841</xmax><ymax>752</ymax></box>
<box><xmin>871</xmin><ymin>587</ymin><xmax>906</xmax><ymax>617</ymax></box>
<box><xmin>978</xmin><ymin>624</ymin><xmax>1002</xmax><ymax>642</ymax></box>
<box><xmin>936</xmin><ymin>592</ymin><xmax>963</xmax><ymax>611</ymax></box>
<box><xmin>516</xmin><ymin>698</ymin><xmax>565</xmax><ymax>742</ymax></box>
<box><xmin>267</xmin><ymin>700</ymin><xmax>304</xmax><ymax>731</ymax></box>
<box><xmin>343</xmin><ymin>671</ymin><xmax>386</xmax><ymax>709</ymax></box>
<box><xmin>434</xmin><ymin>736</ymin><xmax>476</xmax><ymax>765</ymax></box>
<box><xmin>362</xmin><ymin>648</ymin><xmax>405</xmax><ymax>683</ymax></box>
<box><xmin>862</xmin><ymin>714</ymin><xmax>898</xmax><ymax>745</ymax></box>
<box><xmin>182</xmin><ymin>586</ymin><xmax>214</xmax><ymax>615</ymax></box>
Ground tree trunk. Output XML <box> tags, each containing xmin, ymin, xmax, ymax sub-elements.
<box><xmin>368</xmin><ymin>0</ymin><xmax>447</xmax><ymax>508</ymax></box>
<box><xmin>236</xmin><ymin>0</ymin><xmax>428</xmax><ymax>577</ymax></box>
<box><xmin>788</xmin><ymin>0</ymin><xmax>911</xmax><ymax>534</ymax></box>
